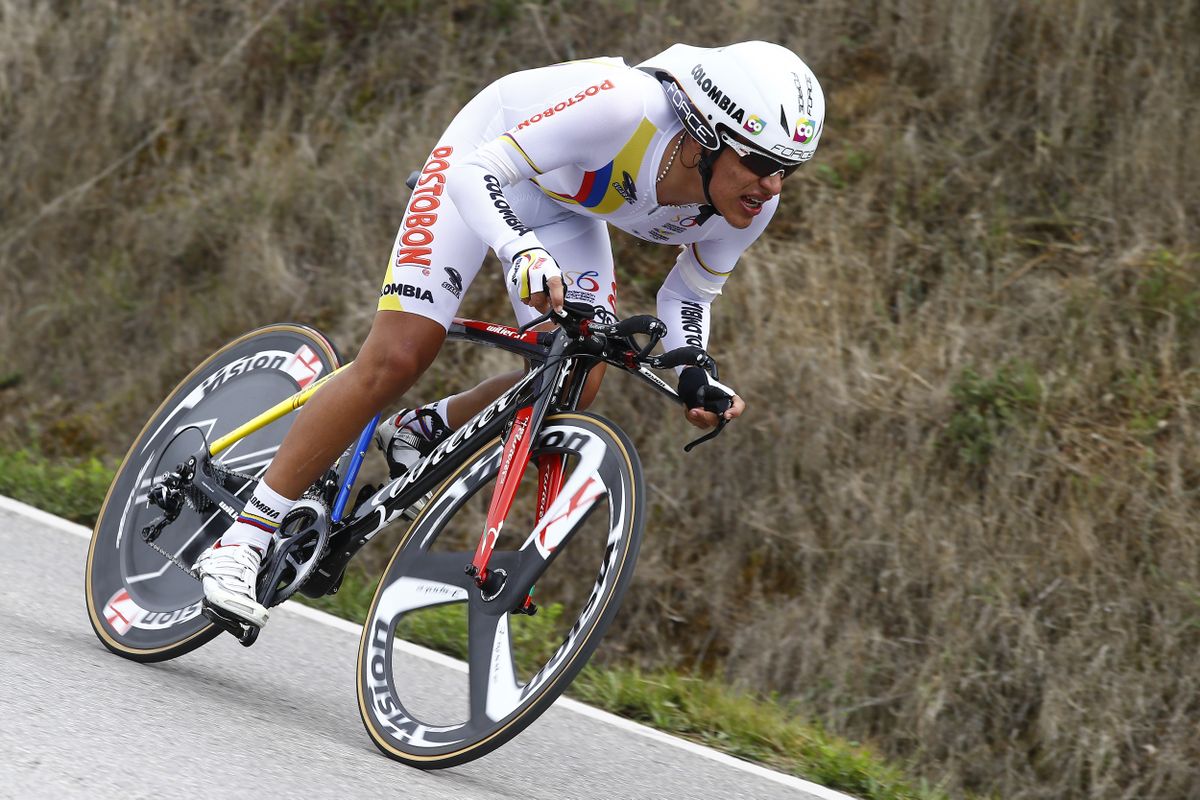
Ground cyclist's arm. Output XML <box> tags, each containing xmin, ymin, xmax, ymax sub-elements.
<box><xmin>655</xmin><ymin>208</ymin><xmax>775</xmax><ymax>426</ymax></box>
<box><xmin>654</xmin><ymin>203</ymin><xmax>776</xmax><ymax>355</ymax></box>
<box><xmin>445</xmin><ymin>73</ymin><xmax>647</xmax><ymax>263</ymax></box>
<box><xmin>656</xmin><ymin>263</ymin><xmax>736</xmax><ymax>403</ymax></box>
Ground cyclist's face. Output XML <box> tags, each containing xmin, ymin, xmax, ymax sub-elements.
<box><xmin>709</xmin><ymin>147</ymin><xmax>783</xmax><ymax>229</ymax></box>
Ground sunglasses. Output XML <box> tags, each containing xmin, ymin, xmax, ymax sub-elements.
<box><xmin>719</xmin><ymin>132</ymin><xmax>801</xmax><ymax>179</ymax></box>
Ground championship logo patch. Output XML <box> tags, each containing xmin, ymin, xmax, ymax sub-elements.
<box><xmin>793</xmin><ymin>117</ymin><xmax>816</xmax><ymax>144</ymax></box>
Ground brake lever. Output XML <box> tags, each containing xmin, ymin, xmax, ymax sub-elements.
<box><xmin>682</xmin><ymin>390</ymin><xmax>733</xmax><ymax>452</ymax></box>
<box><xmin>683</xmin><ymin>416</ymin><xmax>729</xmax><ymax>452</ymax></box>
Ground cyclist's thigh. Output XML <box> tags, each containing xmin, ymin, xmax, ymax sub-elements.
<box><xmin>380</xmin><ymin>173</ymin><xmax>488</xmax><ymax>329</ymax></box>
<box><xmin>503</xmin><ymin>211</ymin><xmax>616</xmax><ymax>326</ymax></box>
<box><xmin>380</xmin><ymin>93</ymin><xmax>512</xmax><ymax>329</ymax></box>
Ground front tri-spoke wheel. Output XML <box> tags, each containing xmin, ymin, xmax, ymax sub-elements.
<box><xmin>356</xmin><ymin>412</ymin><xmax>644</xmax><ymax>768</ymax></box>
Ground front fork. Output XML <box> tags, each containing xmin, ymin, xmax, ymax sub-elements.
<box><xmin>465</xmin><ymin>333</ymin><xmax>588</xmax><ymax>611</ymax></box>
<box><xmin>465</xmin><ymin>410</ymin><xmax>567</xmax><ymax>615</ymax></box>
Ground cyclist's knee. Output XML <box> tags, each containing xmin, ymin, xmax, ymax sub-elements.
<box><xmin>353</xmin><ymin>311</ymin><xmax>446</xmax><ymax>403</ymax></box>
<box><xmin>358</xmin><ymin>349</ymin><xmax>424</xmax><ymax>400</ymax></box>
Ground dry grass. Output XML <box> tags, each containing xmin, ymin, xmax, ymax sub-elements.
<box><xmin>2</xmin><ymin>1</ymin><xmax>1198</xmax><ymax>797</ymax></box>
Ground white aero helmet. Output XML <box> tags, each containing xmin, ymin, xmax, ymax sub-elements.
<box><xmin>638</xmin><ymin>41</ymin><xmax>825</xmax><ymax>174</ymax></box>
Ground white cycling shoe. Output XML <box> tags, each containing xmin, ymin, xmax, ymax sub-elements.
<box><xmin>374</xmin><ymin>409</ymin><xmax>428</xmax><ymax>478</ymax></box>
<box><xmin>193</xmin><ymin>542</ymin><xmax>270</xmax><ymax>628</ymax></box>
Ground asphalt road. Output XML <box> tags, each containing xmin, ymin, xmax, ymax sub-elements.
<box><xmin>0</xmin><ymin>497</ymin><xmax>854</xmax><ymax>800</ymax></box>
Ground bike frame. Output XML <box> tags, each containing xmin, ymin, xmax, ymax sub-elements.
<box><xmin>191</xmin><ymin>312</ymin><xmax>686</xmax><ymax>600</ymax></box>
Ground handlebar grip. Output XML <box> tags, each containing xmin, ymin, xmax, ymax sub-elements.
<box><xmin>612</xmin><ymin>314</ymin><xmax>666</xmax><ymax>338</ymax></box>
<box><xmin>649</xmin><ymin>346</ymin><xmax>718</xmax><ymax>378</ymax></box>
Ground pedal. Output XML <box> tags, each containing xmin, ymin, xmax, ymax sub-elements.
<box><xmin>201</xmin><ymin>600</ymin><xmax>261</xmax><ymax>647</ymax></box>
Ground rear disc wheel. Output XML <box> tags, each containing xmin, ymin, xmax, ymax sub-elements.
<box><xmin>84</xmin><ymin>324</ymin><xmax>340</xmax><ymax>662</ymax></box>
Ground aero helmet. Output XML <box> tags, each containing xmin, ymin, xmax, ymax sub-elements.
<box><xmin>638</xmin><ymin>41</ymin><xmax>825</xmax><ymax>168</ymax></box>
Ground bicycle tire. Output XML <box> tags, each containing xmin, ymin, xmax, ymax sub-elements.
<box><xmin>85</xmin><ymin>323</ymin><xmax>340</xmax><ymax>662</ymax></box>
<box><xmin>356</xmin><ymin>411</ymin><xmax>644</xmax><ymax>768</ymax></box>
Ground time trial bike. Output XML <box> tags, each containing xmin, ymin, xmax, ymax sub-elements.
<box><xmin>84</xmin><ymin>301</ymin><xmax>732</xmax><ymax>768</ymax></box>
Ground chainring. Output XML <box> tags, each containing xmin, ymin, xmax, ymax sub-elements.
<box><xmin>257</xmin><ymin>498</ymin><xmax>331</xmax><ymax>606</ymax></box>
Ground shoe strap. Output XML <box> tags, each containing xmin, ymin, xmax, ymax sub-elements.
<box><xmin>404</xmin><ymin>407</ymin><xmax>452</xmax><ymax>455</ymax></box>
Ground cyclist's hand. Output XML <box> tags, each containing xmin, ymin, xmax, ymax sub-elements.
<box><xmin>686</xmin><ymin>394</ymin><xmax>744</xmax><ymax>428</ymax></box>
<box><xmin>509</xmin><ymin>247</ymin><xmax>564</xmax><ymax>314</ymax></box>
<box><xmin>678</xmin><ymin>366</ymin><xmax>743</xmax><ymax>429</ymax></box>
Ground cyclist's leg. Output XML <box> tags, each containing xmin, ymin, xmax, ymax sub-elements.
<box><xmin>199</xmin><ymin>134</ymin><xmax>490</xmax><ymax>625</ymax></box>
<box><xmin>194</xmin><ymin>310</ymin><xmax>448</xmax><ymax>627</ymax></box>
<box><xmin>266</xmin><ymin>208</ymin><xmax>492</xmax><ymax>498</ymax></box>
<box><xmin>263</xmin><ymin>311</ymin><xmax>448</xmax><ymax>499</ymax></box>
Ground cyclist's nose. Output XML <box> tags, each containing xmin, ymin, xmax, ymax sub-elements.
<box><xmin>760</xmin><ymin>173</ymin><xmax>783</xmax><ymax>196</ymax></box>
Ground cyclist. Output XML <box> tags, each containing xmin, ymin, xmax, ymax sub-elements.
<box><xmin>193</xmin><ymin>41</ymin><xmax>825</xmax><ymax>629</ymax></box>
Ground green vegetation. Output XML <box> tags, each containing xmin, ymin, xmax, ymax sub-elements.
<box><xmin>1134</xmin><ymin>249</ymin><xmax>1200</xmax><ymax>341</ymax></box>
<box><xmin>945</xmin><ymin>363</ymin><xmax>1043</xmax><ymax>467</ymax></box>
<box><xmin>0</xmin><ymin>449</ymin><xmax>113</xmax><ymax>525</ymax></box>
<box><xmin>570</xmin><ymin>669</ymin><xmax>946</xmax><ymax>800</ymax></box>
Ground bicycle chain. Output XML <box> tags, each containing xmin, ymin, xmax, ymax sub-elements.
<box><xmin>143</xmin><ymin>464</ymin><xmax>333</xmax><ymax>585</ymax></box>
<box><xmin>140</xmin><ymin>459</ymin><xmax>258</xmax><ymax>580</ymax></box>
<box><xmin>207</xmin><ymin>461</ymin><xmax>259</xmax><ymax>491</ymax></box>
<box><xmin>142</xmin><ymin>536</ymin><xmax>202</xmax><ymax>581</ymax></box>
